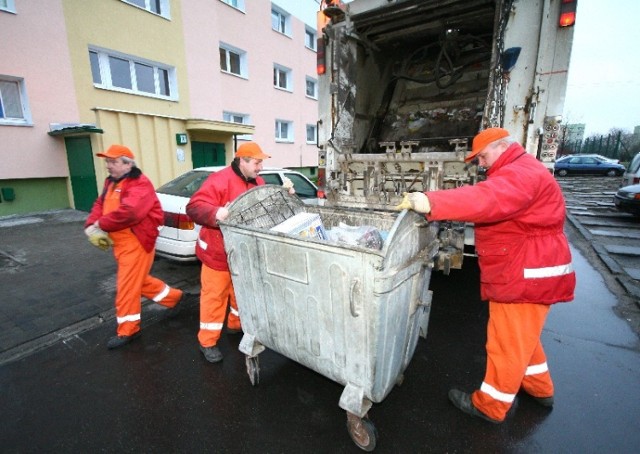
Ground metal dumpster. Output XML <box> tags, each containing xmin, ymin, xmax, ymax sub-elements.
<box><xmin>219</xmin><ymin>186</ymin><xmax>438</xmax><ymax>451</ymax></box>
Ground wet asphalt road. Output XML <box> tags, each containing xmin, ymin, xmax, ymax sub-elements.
<box><xmin>1</xmin><ymin>243</ymin><xmax>640</xmax><ymax>451</ymax></box>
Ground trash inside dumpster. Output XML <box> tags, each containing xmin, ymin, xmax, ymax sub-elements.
<box><xmin>219</xmin><ymin>185</ymin><xmax>439</xmax><ymax>450</ymax></box>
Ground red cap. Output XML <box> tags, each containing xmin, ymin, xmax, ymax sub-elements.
<box><xmin>235</xmin><ymin>142</ymin><xmax>271</xmax><ymax>160</ymax></box>
<box><xmin>465</xmin><ymin>128</ymin><xmax>510</xmax><ymax>162</ymax></box>
<box><xmin>96</xmin><ymin>144</ymin><xmax>135</xmax><ymax>159</ymax></box>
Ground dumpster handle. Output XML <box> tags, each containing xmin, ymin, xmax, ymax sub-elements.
<box><xmin>350</xmin><ymin>278</ymin><xmax>361</xmax><ymax>317</ymax></box>
<box><xmin>227</xmin><ymin>247</ymin><xmax>236</xmax><ymax>275</ymax></box>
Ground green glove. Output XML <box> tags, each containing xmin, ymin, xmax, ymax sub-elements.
<box><xmin>85</xmin><ymin>225</ymin><xmax>113</xmax><ymax>251</ymax></box>
<box><xmin>88</xmin><ymin>232</ymin><xmax>113</xmax><ymax>251</ymax></box>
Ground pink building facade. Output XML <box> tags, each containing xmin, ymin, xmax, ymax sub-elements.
<box><xmin>0</xmin><ymin>0</ymin><xmax>319</xmax><ymax>216</ymax></box>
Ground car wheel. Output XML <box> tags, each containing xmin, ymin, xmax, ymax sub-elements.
<box><xmin>556</xmin><ymin>169</ymin><xmax>568</xmax><ymax>177</ymax></box>
<box><xmin>605</xmin><ymin>169</ymin><xmax>617</xmax><ymax>177</ymax></box>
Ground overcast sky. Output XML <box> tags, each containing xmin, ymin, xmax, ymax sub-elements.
<box><xmin>277</xmin><ymin>0</ymin><xmax>640</xmax><ymax>138</ymax></box>
<box><xmin>564</xmin><ymin>0</ymin><xmax>640</xmax><ymax>137</ymax></box>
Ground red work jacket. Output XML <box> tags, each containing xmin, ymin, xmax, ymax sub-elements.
<box><xmin>426</xmin><ymin>143</ymin><xmax>575</xmax><ymax>304</ymax></box>
<box><xmin>85</xmin><ymin>168</ymin><xmax>163</xmax><ymax>253</ymax></box>
<box><xmin>186</xmin><ymin>165</ymin><xmax>264</xmax><ymax>271</ymax></box>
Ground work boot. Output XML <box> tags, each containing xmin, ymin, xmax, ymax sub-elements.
<box><xmin>448</xmin><ymin>389</ymin><xmax>502</xmax><ymax>424</ymax></box>
<box><xmin>164</xmin><ymin>292</ymin><xmax>189</xmax><ymax>319</ymax></box>
<box><xmin>107</xmin><ymin>332</ymin><xmax>140</xmax><ymax>350</ymax></box>
<box><xmin>531</xmin><ymin>395</ymin><xmax>554</xmax><ymax>407</ymax></box>
<box><xmin>200</xmin><ymin>345</ymin><xmax>223</xmax><ymax>363</ymax></box>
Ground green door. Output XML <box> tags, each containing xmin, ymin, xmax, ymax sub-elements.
<box><xmin>192</xmin><ymin>141</ymin><xmax>226</xmax><ymax>168</ymax></box>
<box><xmin>65</xmin><ymin>136</ymin><xmax>98</xmax><ymax>212</ymax></box>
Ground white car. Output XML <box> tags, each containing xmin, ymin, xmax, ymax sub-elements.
<box><xmin>155</xmin><ymin>167</ymin><xmax>321</xmax><ymax>261</ymax></box>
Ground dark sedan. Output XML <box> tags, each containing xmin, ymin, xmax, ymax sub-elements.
<box><xmin>554</xmin><ymin>155</ymin><xmax>626</xmax><ymax>177</ymax></box>
<box><xmin>613</xmin><ymin>184</ymin><xmax>640</xmax><ymax>216</ymax></box>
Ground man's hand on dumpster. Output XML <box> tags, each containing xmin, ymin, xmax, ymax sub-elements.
<box><xmin>84</xmin><ymin>224</ymin><xmax>113</xmax><ymax>251</ymax></box>
<box><xmin>394</xmin><ymin>192</ymin><xmax>431</xmax><ymax>214</ymax></box>
<box><xmin>216</xmin><ymin>205</ymin><xmax>230</xmax><ymax>222</ymax></box>
<box><xmin>282</xmin><ymin>176</ymin><xmax>295</xmax><ymax>195</ymax></box>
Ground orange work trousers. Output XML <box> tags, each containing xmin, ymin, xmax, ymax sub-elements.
<box><xmin>111</xmin><ymin>230</ymin><xmax>183</xmax><ymax>337</ymax></box>
<box><xmin>198</xmin><ymin>265</ymin><xmax>241</xmax><ymax>348</ymax></box>
<box><xmin>472</xmin><ymin>301</ymin><xmax>554</xmax><ymax>421</ymax></box>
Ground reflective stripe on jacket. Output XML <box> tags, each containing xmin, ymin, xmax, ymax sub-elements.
<box><xmin>186</xmin><ymin>165</ymin><xmax>264</xmax><ymax>271</ymax></box>
<box><xmin>426</xmin><ymin>143</ymin><xmax>575</xmax><ymax>304</ymax></box>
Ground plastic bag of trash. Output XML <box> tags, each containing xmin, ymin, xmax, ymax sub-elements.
<box><xmin>326</xmin><ymin>223</ymin><xmax>385</xmax><ymax>250</ymax></box>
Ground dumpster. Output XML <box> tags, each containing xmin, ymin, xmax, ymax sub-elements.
<box><xmin>219</xmin><ymin>186</ymin><xmax>439</xmax><ymax>451</ymax></box>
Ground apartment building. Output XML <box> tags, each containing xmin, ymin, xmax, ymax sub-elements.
<box><xmin>0</xmin><ymin>0</ymin><xmax>319</xmax><ymax>215</ymax></box>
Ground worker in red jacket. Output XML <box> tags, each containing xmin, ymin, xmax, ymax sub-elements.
<box><xmin>186</xmin><ymin>142</ymin><xmax>270</xmax><ymax>363</ymax></box>
<box><xmin>85</xmin><ymin>144</ymin><xmax>184</xmax><ymax>350</ymax></box>
<box><xmin>397</xmin><ymin>128</ymin><xmax>576</xmax><ymax>423</ymax></box>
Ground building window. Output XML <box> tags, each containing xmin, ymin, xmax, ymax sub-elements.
<box><xmin>0</xmin><ymin>77</ymin><xmax>30</xmax><ymax>125</ymax></box>
<box><xmin>220</xmin><ymin>44</ymin><xmax>248</xmax><ymax>78</ymax></box>
<box><xmin>89</xmin><ymin>48</ymin><xmax>176</xmax><ymax>99</ymax></box>
<box><xmin>271</xmin><ymin>6</ymin><xmax>290</xmax><ymax>36</ymax></box>
<box><xmin>219</xmin><ymin>0</ymin><xmax>244</xmax><ymax>11</ymax></box>
<box><xmin>121</xmin><ymin>0</ymin><xmax>170</xmax><ymax>18</ymax></box>
<box><xmin>306</xmin><ymin>124</ymin><xmax>317</xmax><ymax>144</ymax></box>
<box><xmin>275</xmin><ymin>120</ymin><xmax>293</xmax><ymax>142</ymax></box>
<box><xmin>305</xmin><ymin>27</ymin><xmax>317</xmax><ymax>51</ymax></box>
<box><xmin>305</xmin><ymin>77</ymin><xmax>317</xmax><ymax>99</ymax></box>
<box><xmin>0</xmin><ymin>0</ymin><xmax>16</xmax><ymax>13</ymax></box>
<box><xmin>223</xmin><ymin>111</ymin><xmax>252</xmax><ymax>140</ymax></box>
<box><xmin>274</xmin><ymin>65</ymin><xmax>292</xmax><ymax>91</ymax></box>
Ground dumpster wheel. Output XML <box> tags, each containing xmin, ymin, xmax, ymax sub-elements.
<box><xmin>346</xmin><ymin>412</ymin><xmax>378</xmax><ymax>452</ymax></box>
<box><xmin>245</xmin><ymin>355</ymin><xmax>260</xmax><ymax>386</ymax></box>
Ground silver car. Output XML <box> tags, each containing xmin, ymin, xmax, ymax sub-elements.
<box><xmin>155</xmin><ymin>167</ymin><xmax>321</xmax><ymax>261</ymax></box>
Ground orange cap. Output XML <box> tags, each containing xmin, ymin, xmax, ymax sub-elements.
<box><xmin>235</xmin><ymin>142</ymin><xmax>271</xmax><ymax>160</ymax></box>
<box><xmin>465</xmin><ymin>127</ymin><xmax>510</xmax><ymax>162</ymax></box>
<box><xmin>96</xmin><ymin>144</ymin><xmax>135</xmax><ymax>159</ymax></box>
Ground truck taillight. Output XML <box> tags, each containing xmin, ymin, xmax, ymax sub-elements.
<box><xmin>317</xmin><ymin>37</ymin><xmax>326</xmax><ymax>75</ymax></box>
<box><xmin>559</xmin><ymin>0</ymin><xmax>577</xmax><ymax>27</ymax></box>
<box><xmin>317</xmin><ymin>168</ymin><xmax>326</xmax><ymax>195</ymax></box>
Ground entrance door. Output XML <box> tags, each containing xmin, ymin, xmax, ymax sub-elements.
<box><xmin>65</xmin><ymin>136</ymin><xmax>98</xmax><ymax>212</ymax></box>
<box><xmin>192</xmin><ymin>142</ymin><xmax>226</xmax><ymax>168</ymax></box>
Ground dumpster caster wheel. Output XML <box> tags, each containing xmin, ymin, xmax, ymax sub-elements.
<box><xmin>346</xmin><ymin>412</ymin><xmax>377</xmax><ymax>452</ymax></box>
<box><xmin>245</xmin><ymin>356</ymin><xmax>259</xmax><ymax>386</ymax></box>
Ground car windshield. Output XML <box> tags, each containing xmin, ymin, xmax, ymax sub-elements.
<box><xmin>156</xmin><ymin>171</ymin><xmax>213</xmax><ymax>197</ymax></box>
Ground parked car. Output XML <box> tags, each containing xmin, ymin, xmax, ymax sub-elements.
<box><xmin>620</xmin><ymin>152</ymin><xmax>640</xmax><ymax>186</ymax></box>
<box><xmin>556</xmin><ymin>154</ymin><xmax>620</xmax><ymax>164</ymax></box>
<box><xmin>155</xmin><ymin>167</ymin><xmax>321</xmax><ymax>261</ymax></box>
<box><xmin>554</xmin><ymin>155</ymin><xmax>625</xmax><ymax>177</ymax></box>
<box><xmin>613</xmin><ymin>184</ymin><xmax>640</xmax><ymax>216</ymax></box>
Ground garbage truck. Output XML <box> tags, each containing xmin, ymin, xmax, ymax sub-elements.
<box><xmin>316</xmin><ymin>0</ymin><xmax>577</xmax><ymax>272</ymax></box>
<box><xmin>219</xmin><ymin>1</ymin><xmax>577</xmax><ymax>450</ymax></box>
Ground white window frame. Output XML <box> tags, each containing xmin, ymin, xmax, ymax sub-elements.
<box><xmin>305</xmin><ymin>27</ymin><xmax>317</xmax><ymax>51</ymax></box>
<box><xmin>271</xmin><ymin>6</ymin><xmax>291</xmax><ymax>36</ymax></box>
<box><xmin>219</xmin><ymin>0</ymin><xmax>245</xmax><ymax>12</ymax></box>
<box><xmin>305</xmin><ymin>76</ymin><xmax>317</xmax><ymax>99</ymax></box>
<box><xmin>273</xmin><ymin>64</ymin><xmax>292</xmax><ymax>92</ymax></box>
<box><xmin>275</xmin><ymin>119</ymin><xmax>294</xmax><ymax>143</ymax></box>
<box><xmin>89</xmin><ymin>47</ymin><xmax>177</xmax><ymax>100</ymax></box>
<box><xmin>0</xmin><ymin>76</ymin><xmax>31</xmax><ymax>126</ymax></box>
<box><xmin>223</xmin><ymin>111</ymin><xmax>252</xmax><ymax>141</ymax></box>
<box><xmin>306</xmin><ymin>124</ymin><xmax>317</xmax><ymax>144</ymax></box>
<box><xmin>219</xmin><ymin>43</ymin><xmax>248</xmax><ymax>79</ymax></box>
<box><xmin>0</xmin><ymin>0</ymin><xmax>16</xmax><ymax>13</ymax></box>
<box><xmin>121</xmin><ymin>0</ymin><xmax>170</xmax><ymax>19</ymax></box>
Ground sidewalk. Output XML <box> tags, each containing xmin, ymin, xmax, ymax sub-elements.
<box><xmin>0</xmin><ymin>209</ymin><xmax>200</xmax><ymax>365</ymax></box>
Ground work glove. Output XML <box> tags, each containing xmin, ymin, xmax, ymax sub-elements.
<box><xmin>84</xmin><ymin>225</ymin><xmax>113</xmax><ymax>251</ymax></box>
<box><xmin>282</xmin><ymin>176</ymin><xmax>296</xmax><ymax>195</ymax></box>
<box><xmin>394</xmin><ymin>192</ymin><xmax>431</xmax><ymax>214</ymax></box>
